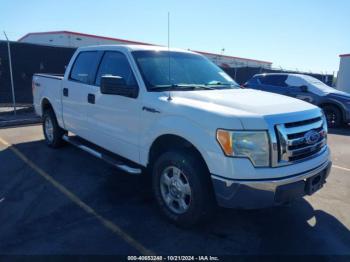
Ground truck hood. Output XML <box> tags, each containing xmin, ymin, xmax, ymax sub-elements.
<box><xmin>166</xmin><ymin>88</ymin><xmax>319</xmax><ymax>129</ymax></box>
<box><xmin>172</xmin><ymin>88</ymin><xmax>316</xmax><ymax>116</ymax></box>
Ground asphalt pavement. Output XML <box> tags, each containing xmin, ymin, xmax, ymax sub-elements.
<box><xmin>0</xmin><ymin>124</ymin><xmax>350</xmax><ymax>255</ymax></box>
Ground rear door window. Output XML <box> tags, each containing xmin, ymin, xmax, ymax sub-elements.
<box><xmin>70</xmin><ymin>51</ymin><xmax>100</xmax><ymax>84</ymax></box>
<box><xmin>259</xmin><ymin>75</ymin><xmax>288</xmax><ymax>87</ymax></box>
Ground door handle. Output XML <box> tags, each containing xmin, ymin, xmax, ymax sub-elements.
<box><xmin>88</xmin><ymin>93</ymin><xmax>95</xmax><ymax>104</ymax></box>
<box><xmin>63</xmin><ymin>88</ymin><xmax>69</xmax><ymax>97</ymax></box>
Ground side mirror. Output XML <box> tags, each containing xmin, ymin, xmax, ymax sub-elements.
<box><xmin>300</xmin><ymin>85</ymin><xmax>308</xmax><ymax>92</ymax></box>
<box><xmin>100</xmin><ymin>75</ymin><xmax>138</xmax><ymax>98</ymax></box>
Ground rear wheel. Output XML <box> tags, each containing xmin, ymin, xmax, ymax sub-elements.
<box><xmin>322</xmin><ymin>105</ymin><xmax>342</xmax><ymax>128</ymax></box>
<box><xmin>43</xmin><ymin>109</ymin><xmax>66</xmax><ymax>148</ymax></box>
<box><xmin>152</xmin><ymin>149</ymin><xmax>215</xmax><ymax>227</ymax></box>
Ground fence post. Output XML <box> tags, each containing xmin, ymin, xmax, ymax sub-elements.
<box><xmin>3</xmin><ymin>31</ymin><xmax>16</xmax><ymax>116</ymax></box>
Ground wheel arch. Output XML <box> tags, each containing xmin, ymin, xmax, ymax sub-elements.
<box><xmin>319</xmin><ymin>102</ymin><xmax>345</xmax><ymax>122</ymax></box>
<box><xmin>148</xmin><ymin>134</ymin><xmax>210</xmax><ymax>175</ymax></box>
<box><xmin>41</xmin><ymin>97</ymin><xmax>54</xmax><ymax>114</ymax></box>
<box><xmin>40</xmin><ymin>97</ymin><xmax>65</xmax><ymax>128</ymax></box>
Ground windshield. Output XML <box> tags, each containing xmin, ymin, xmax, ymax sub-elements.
<box><xmin>286</xmin><ymin>74</ymin><xmax>336</xmax><ymax>96</ymax></box>
<box><xmin>302</xmin><ymin>75</ymin><xmax>335</xmax><ymax>93</ymax></box>
<box><xmin>132</xmin><ymin>51</ymin><xmax>239</xmax><ymax>91</ymax></box>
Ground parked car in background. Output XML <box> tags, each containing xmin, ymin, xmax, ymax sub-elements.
<box><xmin>244</xmin><ymin>73</ymin><xmax>350</xmax><ymax>128</ymax></box>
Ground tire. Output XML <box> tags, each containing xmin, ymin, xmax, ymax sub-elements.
<box><xmin>42</xmin><ymin>109</ymin><xmax>66</xmax><ymax>148</ymax></box>
<box><xmin>322</xmin><ymin>105</ymin><xmax>342</xmax><ymax>128</ymax></box>
<box><xmin>152</xmin><ymin>149</ymin><xmax>215</xmax><ymax>227</ymax></box>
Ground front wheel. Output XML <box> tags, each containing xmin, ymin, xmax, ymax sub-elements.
<box><xmin>152</xmin><ymin>149</ymin><xmax>215</xmax><ymax>227</ymax></box>
<box><xmin>322</xmin><ymin>105</ymin><xmax>342</xmax><ymax>128</ymax></box>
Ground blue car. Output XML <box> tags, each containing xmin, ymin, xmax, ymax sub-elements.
<box><xmin>244</xmin><ymin>73</ymin><xmax>350</xmax><ymax>128</ymax></box>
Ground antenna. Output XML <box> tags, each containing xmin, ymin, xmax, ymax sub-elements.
<box><xmin>167</xmin><ymin>11</ymin><xmax>172</xmax><ymax>101</ymax></box>
<box><xmin>168</xmin><ymin>12</ymin><xmax>170</xmax><ymax>51</ymax></box>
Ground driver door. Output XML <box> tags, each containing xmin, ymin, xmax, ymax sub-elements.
<box><xmin>85</xmin><ymin>51</ymin><xmax>141</xmax><ymax>163</ymax></box>
<box><xmin>285</xmin><ymin>75</ymin><xmax>316</xmax><ymax>104</ymax></box>
<box><xmin>258</xmin><ymin>75</ymin><xmax>288</xmax><ymax>95</ymax></box>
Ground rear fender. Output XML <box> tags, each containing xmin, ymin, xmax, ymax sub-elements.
<box><xmin>40</xmin><ymin>96</ymin><xmax>64</xmax><ymax>128</ymax></box>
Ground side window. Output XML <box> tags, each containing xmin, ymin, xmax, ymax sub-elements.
<box><xmin>70</xmin><ymin>52</ymin><xmax>100</xmax><ymax>84</ymax></box>
<box><xmin>95</xmin><ymin>51</ymin><xmax>137</xmax><ymax>87</ymax></box>
<box><xmin>258</xmin><ymin>76</ymin><xmax>270</xmax><ymax>85</ymax></box>
<box><xmin>260</xmin><ymin>75</ymin><xmax>288</xmax><ymax>87</ymax></box>
<box><xmin>249</xmin><ymin>76</ymin><xmax>259</xmax><ymax>85</ymax></box>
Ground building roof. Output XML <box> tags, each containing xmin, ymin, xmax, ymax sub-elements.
<box><xmin>18</xmin><ymin>30</ymin><xmax>272</xmax><ymax>65</ymax></box>
<box><xmin>193</xmin><ymin>50</ymin><xmax>272</xmax><ymax>64</ymax></box>
<box><xmin>340</xmin><ymin>53</ymin><xmax>350</xmax><ymax>58</ymax></box>
<box><xmin>18</xmin><ymin>30</ymin><xmax>154</xmax><ymax>46</ymax></box>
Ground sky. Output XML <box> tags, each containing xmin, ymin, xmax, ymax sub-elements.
<box><xmin>1</xmin><ymin>0</ymin><xmax>350</xmax><ymax>73</ymax></box>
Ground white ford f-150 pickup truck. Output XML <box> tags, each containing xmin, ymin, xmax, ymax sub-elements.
<box><xmin>33</xmin><ymin>45</ymin><xmax>332</xmax><ymax>226</ymax></box>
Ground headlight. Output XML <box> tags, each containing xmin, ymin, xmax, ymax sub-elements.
<box><xmin>321</xmin><ymin>111</ymin><xmax>328</xmax><ymax>138</ymax></box>
<box><xmin>321</xmin><ymin>111</ymin><xmax>328</xmax><ymax>134</ymax></box>
<box><xmin>216</xmin><ymin>129</ymin><xmax>270</xmax><ymax>167</ymax></box>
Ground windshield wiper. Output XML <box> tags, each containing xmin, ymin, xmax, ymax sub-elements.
<box><xmin>205</xmin><ymin>81</ymin><xmax>238</xmax><ymax>87</ymax></box>
<box><xmin>150</xmin><ymin>84</ymin><xmax>215</xmax><ymax>91</ymax></box>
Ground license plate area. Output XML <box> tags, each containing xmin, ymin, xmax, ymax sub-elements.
<box><xmin>305</xmin><ymin>171</ymin><xmax>326</xmax><ymax>195</ymax></box>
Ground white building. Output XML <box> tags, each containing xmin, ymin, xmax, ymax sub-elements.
<box><xmin>337</xmin><ymin>53</ymin><xmax>350</xmax><ymax>93</ymax></box>
<box><xmin>18</xmin><ymin>31</ymin><xmax>272</xmax><ymax>69</ymax></box>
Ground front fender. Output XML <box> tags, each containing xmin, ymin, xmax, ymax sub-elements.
<box><xmin>139</xmin><ymin>115</ymin><xmax>229</xmax><ymax>175</ymax></box>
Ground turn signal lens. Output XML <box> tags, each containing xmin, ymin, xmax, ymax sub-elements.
<box><xmin>216</xmin><ymin>129</ymin><xmax>233</xmax><ymax>156</ymax></box>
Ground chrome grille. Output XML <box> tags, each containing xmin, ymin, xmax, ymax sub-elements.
<box><xmin>274</xmin><ymin>116</ymin><xmax>327</xmax><ymax>165</ymax></box>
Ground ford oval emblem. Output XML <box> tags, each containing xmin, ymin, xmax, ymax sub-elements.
<box><xmin>304</xmin><ymin>130</ymin><xmax>320</xmax><ymax>145</ymax></box>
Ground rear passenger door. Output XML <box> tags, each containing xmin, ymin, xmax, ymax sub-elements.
<box><xmin>85</xmin><ymin>51</ymin><xmax>141</xmax><ymax>163</ymax></box>
<box><xmin>257</xmin><ymin>75</ymin><xmax>288</xmax><ymax>95</ymax></box>
<box><xmin>62</xmin><ymin>51</ymin><xmax>102</xmax><ymax>138</ymax></box>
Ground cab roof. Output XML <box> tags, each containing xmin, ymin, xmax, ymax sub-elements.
<box><xmin>253</xmin><ymin>73</ymin><xmax>312</xmax><ymax>78</ymax></box>
<box><xmin>77</xmin><ymin>44</ymin><xmax>197</xmax><ymax>54</ymax></box>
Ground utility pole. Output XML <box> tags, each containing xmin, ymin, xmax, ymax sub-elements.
<box><xmin>167</xmin><ymin>12</ymin><xmax>172</xmax><ymax>101</ymax></box>
<box><xmin>3</xmin><ymin>31</ymin><xmax>16</xmax><ymax>116</ymax></box>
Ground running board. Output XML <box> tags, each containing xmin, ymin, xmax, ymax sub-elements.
<box><xmin>62</xmin><ymin>135</ymin><xmax>142</xmax><ymax>175</ymax></box>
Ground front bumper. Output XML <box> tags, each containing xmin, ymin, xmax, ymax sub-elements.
<box><xmin>211</xmin><ymin>160</ymin><xmax>332</xmax><ymax>209</ymax></box>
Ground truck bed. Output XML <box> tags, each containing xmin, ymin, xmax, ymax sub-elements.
<box><xmin>32</xmin><ymin>73</ymin><xmax>64</xmax><ymax>122</ymax></box>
